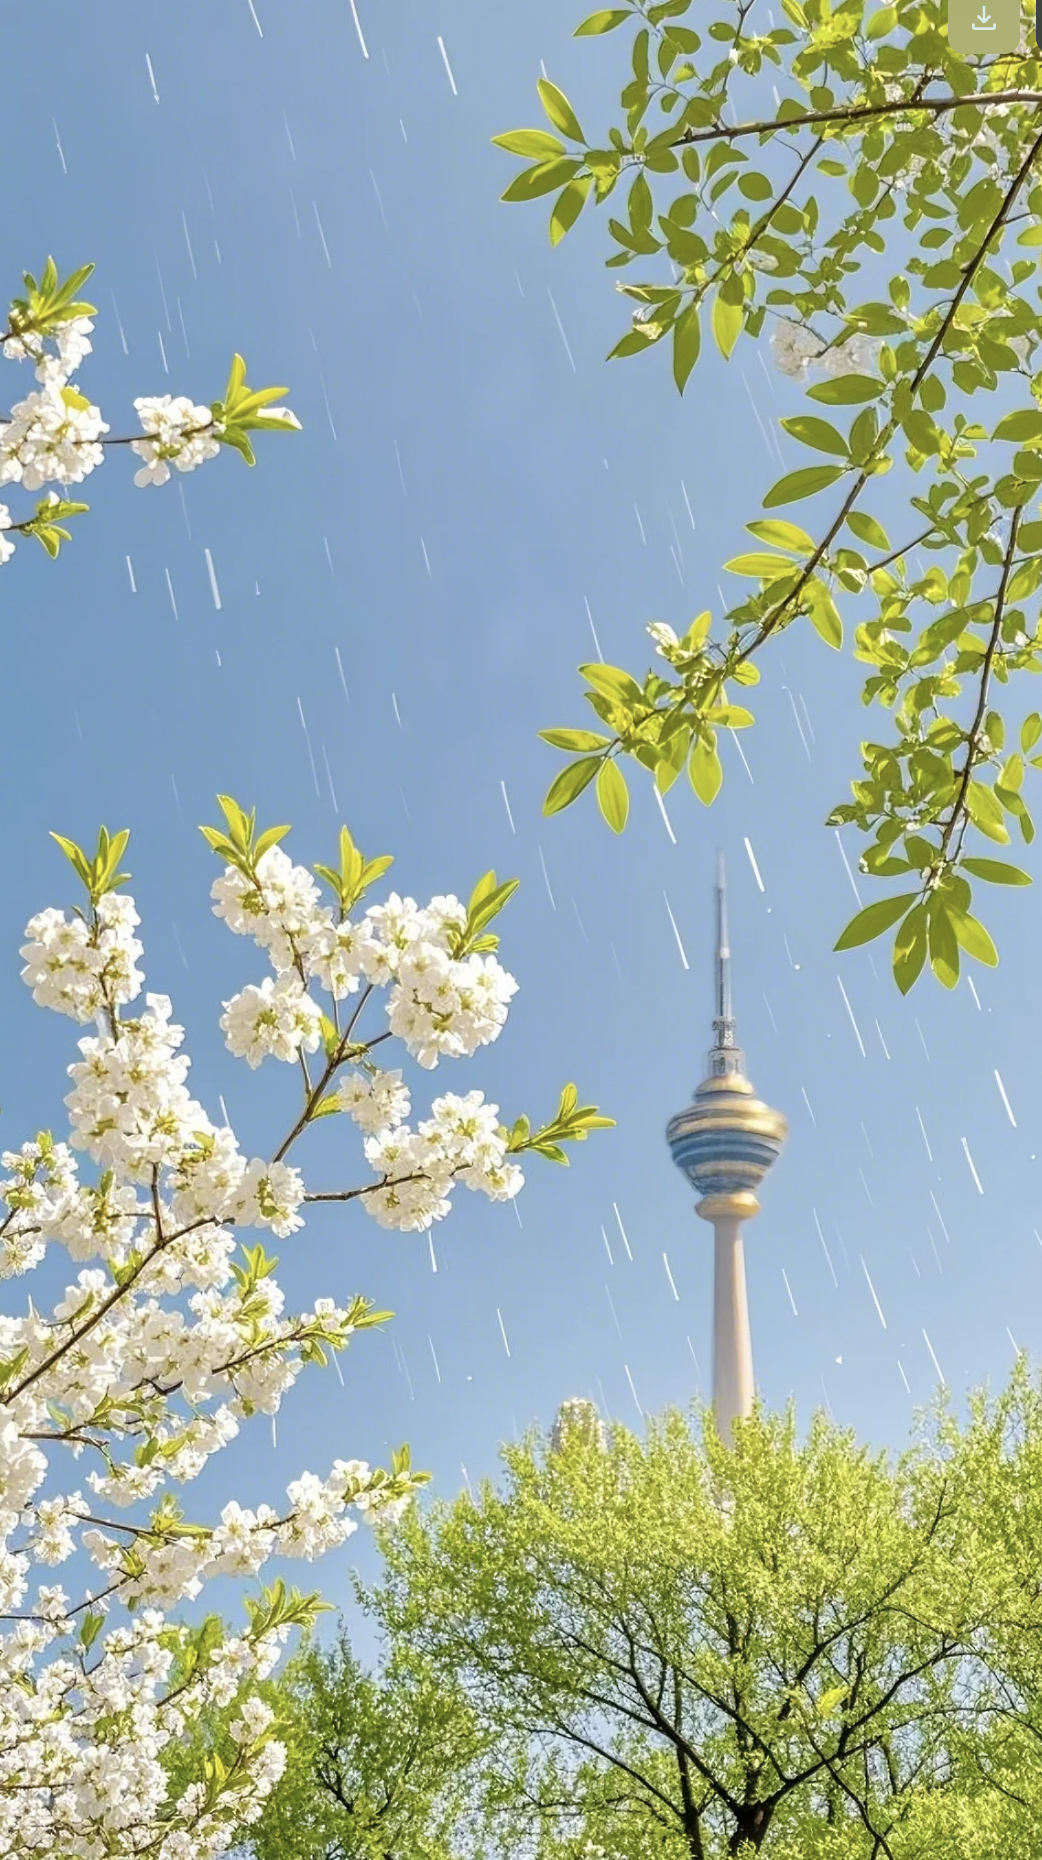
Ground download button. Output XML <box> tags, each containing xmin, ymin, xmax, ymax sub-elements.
<box><xmin>948</xmin><ymin>0</ymin><xmax>1021</xmax><ymax>50</ymax></box>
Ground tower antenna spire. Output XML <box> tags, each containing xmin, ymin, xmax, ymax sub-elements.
<box><xmin>710</xmin><ymin>852</ymin><xmax>741</xmax><ymax>1072</ymax></box>
<box><xmin>715</xmin><ymin>849</ymin><xmax>732</xmax><ymax>1026</ymax></box>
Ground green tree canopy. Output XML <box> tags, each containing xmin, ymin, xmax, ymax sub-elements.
<box><xmin>496</xmin><ymin>0</ymin><xmax>1042</xmax><ymax>995</ymax></box>
<box><xmin>228</xmin><ymin>1629</ymin><xmax>485</xmax><ymax>1860</ymax></box>
<box><xmin>372</xmin><ymin>1369</ymin><xmax>1042</xmax><ymax>1857</ymax></box>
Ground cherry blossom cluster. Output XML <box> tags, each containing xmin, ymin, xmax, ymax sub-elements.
<box><xmin>214</xmin><ymin>848</ymin><xmax>518</xmax><ymax>1072</ymax></box>
<box><xmin>3</xmin><ymin>311</ymin><xmax>95</xmax><ymax>385</ymax></box>
<box><xmin>0</xmin><ymin>382</ymin><xmax>108</xmax><ymax>491</ymax></box>
<box><xmin>130</xmin><ymin>395</ymin><xmax>222</xmax><ymax>487</ymax></box>
<box><xmin>0</xmin><ymin>258</ymin><xmax>301</xmax><ymax>570</ymax></box>
<box><xmin>769</xmin><ymin>318</ymin><xmax>882</xmax><ymax>381</ymax></box>
<box><xmin>0</xmin><ymin>809</ymin><xmax>608</xmax><ymax>1859</ymax></box>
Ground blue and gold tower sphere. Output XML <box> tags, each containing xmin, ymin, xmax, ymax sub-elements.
<box><xmin>667</xmin><ymin>854</ymin><xmax>787</xmax><ymax>1223</ymax></box>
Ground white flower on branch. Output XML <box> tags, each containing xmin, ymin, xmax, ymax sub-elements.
<box><xmin>130</xmin><ymin>394</ymin><xmax>222</xmax><ymax>487</ymax></box>
<box><xmin>64</xmin><ymin>994</ymin><xmax>209</xmax><ymax>1180</ymax></box>
<box><xmin>234</xmin><ymin>1158</ymin><xmax>306</xmax><ymax>1239</ymax></box>
<box><xmin>770</xmin><ymin>319</ymin><xmax>882</xmax><ymax>381</ymax></box>
<box><xmin>360</xmin><ymin>1090</ymin><xmax>524</xmax><ymax>1231</ymax></box>
<box><xmin>4</xmin><ymin>313</ymin><xmax>94</xmax><ymax>386</ymax></box>
<box><xmin>0</xmin><ymin>382</ymin><xmax>108</xmax><ymax>490</ymax></box>
<box><xmin>220</xmin><ymin>975</ymin><xmax>324</xmax><ymax>1069</ymax></box>
<box><xmin>21</xmin><ymin>891</ymin><xmax>143</xmax><ymax>1022</ymax></box>
<box><xmin>338</xmin><ymin>1067</ymin><xmax>411</xmax><ymax>1134</ymax></box>
<box><xmin>212</xmin><ymin>845</ymin><xmax>328</xmax><ymax>973</ymax></box>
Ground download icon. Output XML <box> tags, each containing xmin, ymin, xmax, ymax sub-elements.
<box><xmin>947</xmin><ymin>0</ymin><xmax>1020</xmax><ymax>48</ymax></box>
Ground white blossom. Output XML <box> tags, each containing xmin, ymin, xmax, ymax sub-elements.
<box><xmin>131</xmin><ymin>394</ymin><xmax>221</xmax><ymax>487</ymax></box>
<box><xmin>234</xmin><ymin>1158</ymin><xmax>306</xmax><ymax>1240</ymax></box>
<box><xmin>338</xmin><ymin>1067</ymin><xmax>411</xmax><ymax>1134</ymax></box>
<box><xmin>64</xmin><ymin>994</ymin><xmax>209</xmax><ymax>1180</ymax></box>
<box><xmin>3</xmin><ymin>314</ymin><xmax>94</xmax><ymax>385</ymax></box>
<box><xmin>302</xmin><ymin>912</ymin><xmax>370</xmax><ymax>998</ymax></box>
<box><xmin>0</xmin><ymin>382</ymin><xmax>108</xmax><ymax>490</ymax></box>
<box><xmin>358</xmin><ymin>1091</ymin><xmax>522</xmax><ymax>1231</ymax></box>
<box><xmin>211</xmin><ymin>846</ymin><xmax>323</xmax><ymax>972</ymax></box>
<box><xmin>20</xmin><ymin>891</ymin><xmax>143</xmax><ymax>1023</ymax></box>
<box><xmin>220</xmin><ymin>974</ymin><xmax>324</xmax><ymax>1068</ymax></box>
<box><xmin>770</xmin><ymin>318</ymin><xmax>882</xmax><ymax>381</ymax></box>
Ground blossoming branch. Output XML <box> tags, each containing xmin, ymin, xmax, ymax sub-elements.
<box><xmin>0</xmin><ymin>798</ymin><xmax>612</xmax><ymax>1860</ymax></box>
<box><xmin>0</xmin><ymin>260</ymin><xmax>301</xmax><ymax>567</ymax></box>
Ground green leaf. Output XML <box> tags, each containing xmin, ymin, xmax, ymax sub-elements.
<box><xmin>928</xmin><ymin>903</ymin><xmax>960</xmax><ymax>989</ymax></box>
<box><xmin>581</xmin><ymin>662</ymin><xmax>644</xmax><ymax>705</ymax></box>
<box><xmin>309</xmin><ymin>1094</ymin><xmax>344</xmax><ymax>1121</ymax></box>
<box><xmin>808</xmin><ymin>583</ymin><xmax>842</xmax><ymax>653</ymax></box>
<box><xmin>80</xmin><ymin>1609</ymin><xmax>105</xmax><ymax>1652</ymax></box>
<box><xmin>672</xmin><ymin>302</ymin><xmax>701</xmax><ymax>392</ymax></box>
<box><xmin>806</xmin><ymin>375</ymin><xmax>882</xmax><ymax>405</ymax></box>
<box><xmin>462</xmin><ymin>872</ymin><xmax>520</xmax><ymax>947</ymax></box>
<box><xmin>724</xmin><ymin>553</ymin><xmax>800</xmax><ymax>579</ymax></box>
<box><xmin>846</xmin><ymin>510</ymin><xmax>890</xmax><ymax>550</ymax></box>
<box><xmin>950</xmin><ymin>910</ymin><xmax>998</xmax><ymax>967</ymax></box>
<box><xmin>224</xmin><ymin>353</ymin><xmax>247</xmax><ymax>402</ymax></box>
<box><xmin>903</xmin><ymin>410</ymin><xmax>940</xmax><ymax>456</ymax></box>
<box><xmin>574</xmin><ymin>7</ymin><xmax>631</xmax><ymax>29</ymax></box>
<box><xmin>745</xmin><ymin>519</ymin><xmax>816</xmax><ymax>554</ymax></box>
<box><xmin>1021</xmin><ymin>713</ymin><xmax>1042</xmax><ymax>754</ymax></box>
<box><xmin>50</xmin><ymin>832</ymin><xmax>92</xmax><ymax>891</ymax></box>
<box><xmin>537</xmin><ymin>78</ymin><xmax>585</xmax><ymax>143</ymax></box>
<box><xmin>502</xmin><ymin>158</ymin><xmax>582</xmax><ymax>202</ymax></box>
<box><xmin>596</xmin><ymin>759</ymin><xmax>630</xmax><ymax>832</ymax></box>
<box><xmin>628</xmin><ymin>171</ymin><xmax>653</xmax><ymax>229</ymax></box>
<box><xmin>492</xmin><ymin>129</ymin><xmax>566</xmax><ymax>158</ymax></box>
<box><xmin>865</xmin><ymin>4</ymin><xmax>897</xmax><ymax>35</ymax></box>
<box><xmin>708</xmin><ymin>705</ymin><xmax>754</xmax><ymax>729</ymax></box>
<box><xmin>1009</xmin><ymin>560</ymin><xmax>1042</xmax><ymax>604</ymax></box>
<box><xmin>683</xmin><ymin>611</ymin><xmax>712</xmax><ymax>650</ymax></box>
<box><xmin>711</xmin><ymin>289</ymin><xmax>743</xmax><ymax>360</ymax></box>
<box><xmin>762</xmin><ymin>466</ymin><xmax>844</xmax><ymax>508</ymax></box>
<box><xmin>961</xmin><ymin>857</ymin><xmax>1031</xmax><ymax>886</ymax></box>
<box><xmin>216</xmin><ymin>427</ymin><xmax>256</xmax><ymax>466</ymax></box>
<box><xmin>779</xmin><ymin>415</ymin><xmax>849</xmax><ymax>458</ymax></box>
<box><xmin>540</xmin><ymin>728</ymin><xmax>612</xmax><ymax>751</ymax></box>
<box><xmin>544</xmin><ymin>756</ymin><xmax>602</xmax><ymax>815</ymax></box>
<box><xmin>689</xmin><ymin>737</ymin><xmax>723</xmax><ymax>805</ymax></box>
<box><xmin>550</xmin><ymin>174</ymin><xmax>593</xmax><ymax>245</ymax></box>
<box><xmin>965</xmin><ymin>782</ymin><xmax>1010</xmax><ymax>843</ymax></box>
<box><xmin>608</xmin><ymin>328</ymin><xmax>663</xmax><ymax>359</ymax></box>
<box><xmin>893</xmin><ymin>903</ymin><xmax>928</xmax><ymax>994</ymax></box>
<box><xmin>254</xmin><ymin>825</ymin><xmax>291</xmax><ymax>861</ymax></box>
<box><xmin>993</xmin><ymin>409</ymin><xmax>1042</xmax><ymax>443</ymax></box>
<box><xmin>834</xmin><ymin>893</ymin><xmax>918</xmax><ymax>951</ymax></box>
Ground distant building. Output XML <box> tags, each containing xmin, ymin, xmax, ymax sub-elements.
<box><xmin>550</xmin><ymin>1396</ymin><xmax>609</xmax><ymax>1455</ymax></box>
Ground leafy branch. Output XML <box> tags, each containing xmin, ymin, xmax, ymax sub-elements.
<box><xmin>495</xmin><ymin>0</ymin><xmax>1042</xmax><ymax>989</ymax></box>
<box><xmin>505</xmin><ymin>1083</ymin><xmax>617</xmax><ymax>1164</ymax></box>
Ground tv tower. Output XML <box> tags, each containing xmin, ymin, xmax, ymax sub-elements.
<box><xmin>666</xmin><ymin>853</ymin><xmax>788</xmax><ymax>1444</ymax></box>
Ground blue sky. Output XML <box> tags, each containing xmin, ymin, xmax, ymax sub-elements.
<box><xmin>4</xmin><ymin>0</ymin><xmax>1042</xmax><ymax>1615</ymax></box>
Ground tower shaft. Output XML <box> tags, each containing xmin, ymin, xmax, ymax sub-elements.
<box><xmin>703</xmin><ymin>1197</ymin><xmax>756</xmax><ymax>1444</ymax></box>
